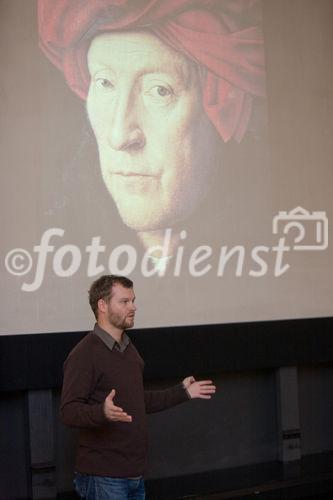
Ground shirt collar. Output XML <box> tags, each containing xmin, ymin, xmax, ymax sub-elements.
<box><xmin>93</xmin><ymin>323</ymin><xmax>130</xmax><ymax>353</ymax></box>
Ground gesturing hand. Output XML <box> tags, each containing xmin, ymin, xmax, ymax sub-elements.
<box><xmin>103</xmin><ymin>389</ymin><xmax>132</xmax><ymax>422</ymax></box>
<box><xmin>182</xmin><ymin>376</ymin><xmax>216</xmax><ymax>400</ymax></box>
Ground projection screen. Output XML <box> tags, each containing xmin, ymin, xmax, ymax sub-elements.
<box><xmin>1</xmin><ymin>0</ymin><xmax>332</xmax><ymax>335</ymax></box>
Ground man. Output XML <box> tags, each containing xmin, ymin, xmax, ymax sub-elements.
<box><xmin>38</xmin><ymin>0</ymin><xmax>265</xmax><ymax>256</ymax></box>
<box><xmin>61</xmin><ymin>275</ymin><xmax>216</xmax><ymax>499</ymax></box>
<box><xmin>85</xmin><ymin>29</ymin><xmax>220</xmax><ymax>236</ymax></box>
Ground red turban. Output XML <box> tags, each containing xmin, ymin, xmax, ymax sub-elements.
<box><xmin>38</xmin><ymin>0</ymin><xmax>266</xmax><ymax>142</ymax></box>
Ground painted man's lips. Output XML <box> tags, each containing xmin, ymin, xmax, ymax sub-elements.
<box><xmin>112</xmin><ymin>171</ymin><xmax>157</xmax><ymax>177</ymax></box>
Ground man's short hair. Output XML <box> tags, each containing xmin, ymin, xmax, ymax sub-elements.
<box><xmin>89</xmin><ymin>275</ymin><xmax>133</xmax><ymax>319</ymax></box>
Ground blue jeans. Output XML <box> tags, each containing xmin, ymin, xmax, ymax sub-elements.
<box><xmin>74</xmin><ymin>472</ymin><xmax>145</xmax><ymax>500</ymax></box>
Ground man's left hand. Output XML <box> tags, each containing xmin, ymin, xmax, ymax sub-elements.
<box><xmin>182</xmin><ymin>376</ymin><xmax>216</xmax><ymax>399</ymax></box>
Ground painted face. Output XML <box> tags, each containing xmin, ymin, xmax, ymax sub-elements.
<box><xmin>103</xmin><ymin>284</ymin><xmax>136</xmax><ymax>330</ymax></box>
<box><xmin>87</xmin><ymin>31</ymin><xmax>219</xmax><ymax>232</ymax></box>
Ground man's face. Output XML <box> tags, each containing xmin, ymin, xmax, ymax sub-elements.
<box><xmin>103</xmin><ymin>284</ymin><xmax>136</xmax><ymax>330</ymax></box>
<box><xmin>87</xmin><ymin>31</ymin><xmax>219</xmax><ymax>231</ymax></box>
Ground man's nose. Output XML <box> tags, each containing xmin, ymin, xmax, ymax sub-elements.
<box><xmin>128</xmin><ymin>301</ymin><xmax>137</xmax><ymax>312</ymax></box>
<box><xmin>107</xmin><ymin>91</ymin><xmax>145</xmax><ymax>152</ymax></box>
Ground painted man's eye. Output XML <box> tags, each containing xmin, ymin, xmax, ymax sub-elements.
<box><xmin>156</xmin><ymin>85</ymin><xmax>171</xmax><ymax>97</ymax></box>
<box><xmin>144</xmin><ymin>84</ymin><xmax>175</xmax><ymax>105</ymax></box>
<box><xmin>96</xmin><ymin>78</ymin><xmax>113</xmax><ymax>89</ymax></box>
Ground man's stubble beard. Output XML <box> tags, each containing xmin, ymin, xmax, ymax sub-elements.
<box><xmin>107</xmin><ymin>310</ymin><xmax>134</xmax><ymax>330</ymax></box>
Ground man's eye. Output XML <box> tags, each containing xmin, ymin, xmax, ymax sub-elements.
<box><xmin>155</xmin><ymin>85</ymin><xmax>171</xmax><ymax>97</ymax></box>
<box><xmin>145</xmin><ymin>85</ymin><xmax>175</xmax><ymax>105</ymax></box>
<box><xmin>96</xmin><ymin>78</ymin><xmax>114</xmax><ymax>89</ymax></box>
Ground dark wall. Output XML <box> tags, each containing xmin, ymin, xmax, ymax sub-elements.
<box><xmin>1</xmin><ymin>318</ymin><xmax>333</xmax><ymax>499</ymax></box>
<box><xmin>1</xmin><ymin>317</ymin><xmax>333</xmax><ymax>392</ymax></box>
<box><xmin>0</xmin><ymin>392</ymin><xmax>30</xmax><ymax>499</ymax></box>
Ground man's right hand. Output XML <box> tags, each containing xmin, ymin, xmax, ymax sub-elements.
<box><xmin>103</xmin><ymin>389</ymin><xmax>132</xmax><ymax>422</ymax></box>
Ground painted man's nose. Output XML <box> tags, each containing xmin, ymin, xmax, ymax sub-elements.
<box><xmin>107</xmin><ymin>98</ymin><xmax>145</xmax><ymax>151</ymax></box>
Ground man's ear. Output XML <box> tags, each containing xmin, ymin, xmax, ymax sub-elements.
<box><xmin>97</xmin><ymin>298</ymin><xmax>107</xmax><ymax>314</ymax></box>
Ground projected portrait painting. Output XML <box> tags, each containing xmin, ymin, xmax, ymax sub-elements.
<box><xmin>1</xmin><ymin>0</ymin><xmax>274</xmax><ymax>334</ymax></box>
<box><xmin>2</xmin><ymin>0</ymin><xmax>333</xmax><ymax>335</ymax></box>
<box><xmin>38</xmin><ymin>0</ymin><xmax>266</xmax><ymax>261</ymax></box>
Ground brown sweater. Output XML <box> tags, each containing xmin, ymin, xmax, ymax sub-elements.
<box><xmin>60</xmin><ymin>326</ymin><xmax>189</xmax><ymax>477</ymax></box>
